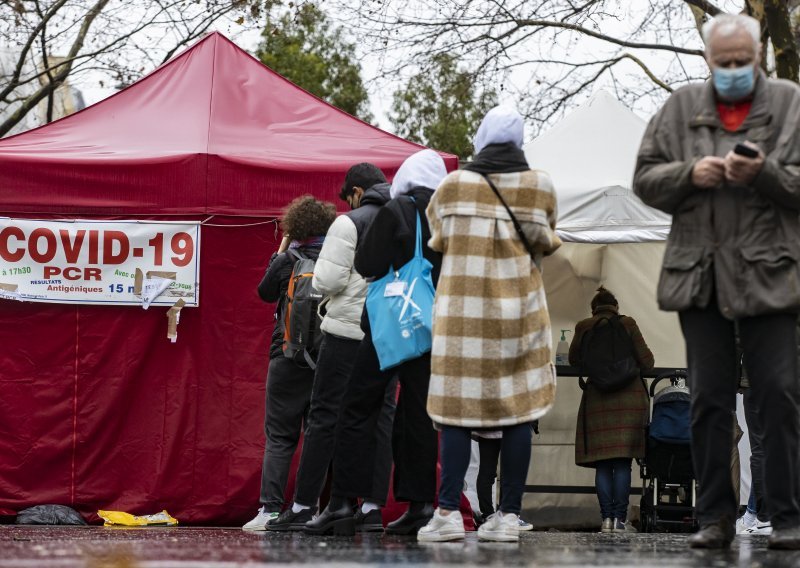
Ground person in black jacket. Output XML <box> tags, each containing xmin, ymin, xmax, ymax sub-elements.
<box><xmin>305</xmin><ymin>149</ymin><xmax>446</xmax><ymax>536</ymax></box>
<box><xmin>242</xmin><ymin>195</ymin><xmax>336</xmax><ymax>531</ymax></box>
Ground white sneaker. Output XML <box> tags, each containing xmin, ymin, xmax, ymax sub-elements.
<box><xmin>417</xmin><ymin>509</ymin><xmax>465</xmax><ymax>542</ymax></box>
<box><xmin>518</xmin><ymin>517</ymin><xmax>533</xmax><ymax>531</ymax></box>
<box><xmin>242</xmin><ymin>507</ymin><xmax>279</xmax><ymax>531</ymax></box>
<box><xmin>612</xmin><ymin>519</ymin><xmax>637</xmax><ymax>533</ymax></box>
<box><xmin>744</xmin><ymin>520</ymin><xmax>773</xmax><ymax>535</ymax></box>
<box><xmin>736</xmin><ymin>513</ymin><xmax>758</xmax><ymax>534</ymax></box>
<box><xmin>477</xmin><ymin>512</ymin><xmax>520</xmax><ymax>542</ymax></box>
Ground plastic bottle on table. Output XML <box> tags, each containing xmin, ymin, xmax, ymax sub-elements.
<box><xmin>555</xmin><ymin>330</ymin><xmax>571</xmax><ymax>366</ymax></box>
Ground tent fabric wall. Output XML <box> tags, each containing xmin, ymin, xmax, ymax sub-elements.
<box><xmin>517</xmin><ymin>92</ymin><xmax>689</xmax><ymax>528</ymax></box>
<box><xmin>0</xmin><ymin>217</ymin><xmax>277</xmax><ymax>523</ymax></box>
<box><xmin>522</xmin><ymin>92</ymin><xmax>750</xmax><ymax>526</ymax></box>
<box><xmin>525</xmin><ymin>242</ymin><xmax>685</xmax><ymax>528</ymax></box>
<box><xmin>0</xmin><ymin>33</ymin><xmax>458</xmax><ymax>524</ymax></box>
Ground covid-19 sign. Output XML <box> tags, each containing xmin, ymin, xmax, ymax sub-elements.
<box><xmin>0</xmin><ymin>218</ymin><xmax>200</xmax><ymax>306</ymax></box>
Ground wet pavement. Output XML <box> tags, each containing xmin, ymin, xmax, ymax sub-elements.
<box><xmin>1</xmin><ymin>526</ymin><xmax>799</xmax><ymax>567</ymax></box>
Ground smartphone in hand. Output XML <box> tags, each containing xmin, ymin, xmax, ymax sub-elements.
<box><xmin>734</xmin><ymin>142</ymin><xmax>759</xmax><ymax>159</ymax></box>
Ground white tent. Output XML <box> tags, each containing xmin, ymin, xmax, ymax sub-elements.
<box><xmin>528</xmin><ymin>89</ymin><xmax>672</xmax><ymax>243</ymax></box>
<box><xmin>501</xmin><ymin>90</ymin><xmax>752</xmax><ymax>528</ymax></box>
<box><xmin>514</xmin><ymin>91</ymin><xmax>685</xmax><ymax>528</ymax></box>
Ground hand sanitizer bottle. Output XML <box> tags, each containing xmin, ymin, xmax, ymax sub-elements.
<box><xmin>555</xmin><ymin>330</ymin><xmax>571</xmax><ymax>366</ymax></box>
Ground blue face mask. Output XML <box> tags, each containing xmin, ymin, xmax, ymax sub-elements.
<box><xmin>712</xmin><ymin>64</ymin><xmax>755</xmax><ymax>101</ymax></box>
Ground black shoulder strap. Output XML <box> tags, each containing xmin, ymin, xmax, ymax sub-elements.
<box><xmin>480</xmin><ymin>174</ymin><xmax>536</xmax><ymax>260</ymax></box>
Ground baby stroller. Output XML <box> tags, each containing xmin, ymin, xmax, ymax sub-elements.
<box><xmin>639</xmin><ymin>370</ymin><xmax>698</xmax><ymax>533</ymax></box>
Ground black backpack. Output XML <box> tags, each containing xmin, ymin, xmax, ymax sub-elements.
<box><xmin>281</xmin><ymin>249</ymin><xmax>324</xmax><ymax>369</ymax></box>
<box><xmin>578</xmin><ymin>315</ymin><xmax>639</xmax><ymax>393</ymax></box>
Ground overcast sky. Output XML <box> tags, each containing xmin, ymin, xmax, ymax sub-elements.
<box><xmin>72</xmin><ymin>1</ymin><xmax>749</xmax><ymax>139</ymax></box>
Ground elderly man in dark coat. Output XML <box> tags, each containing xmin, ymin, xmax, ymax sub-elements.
<box><xmin>634</xmin><ymin>13</ymin><xmax>800</xmax><ymax>550</ymax></box>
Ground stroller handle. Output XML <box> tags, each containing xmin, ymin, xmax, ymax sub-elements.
<box><xmin>649</xmin><ymin>370</ymin><xmax>688</xmax><ymax>398</ymax></box>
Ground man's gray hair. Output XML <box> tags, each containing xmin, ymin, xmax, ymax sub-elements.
<box><xmin>702</xmin><ymin>13</ymin><xmax>761</xmax><ymax>51</ymax></box>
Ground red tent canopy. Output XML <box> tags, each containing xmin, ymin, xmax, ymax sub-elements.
<box><xmin>0</xmin><ymin>32</ymin><xmax>457</xmax><ymax>524</ymax></box>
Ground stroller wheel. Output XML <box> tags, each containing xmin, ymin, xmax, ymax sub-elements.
<box><xmin>640</xmin><ymin>509</ymin><xmax>654</xmax><ymax>533</ymax></box>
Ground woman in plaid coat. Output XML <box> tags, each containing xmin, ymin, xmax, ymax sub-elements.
<box><xmin>418</xmin><ymin>106</ymin><xmax>561</xmax><ymax>543</ymax></box>
<box><xmin>569</xmin><ymin>286</ymin><xmax>654</xmax><ymax>533</ymax></box>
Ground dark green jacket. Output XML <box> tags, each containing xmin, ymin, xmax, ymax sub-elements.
<box><xmin>633</xmin><ymin>71</ymin><xmax>800</xmax><ymax>318</ymax></box>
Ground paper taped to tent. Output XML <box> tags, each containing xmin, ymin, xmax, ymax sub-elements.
<box><xmin>521</xmin><ymin>91</ymin><xmax>687</xmax><ymax>527</ymax></box>
<box><xmin>0</xmin><ymin>32</ymin><xmax>456</xmax><ymax>525</ymax></box>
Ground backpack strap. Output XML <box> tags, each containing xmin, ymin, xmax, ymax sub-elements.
<box><xmin>302</xmin><ymin>349</ymin><xmax>317</xmax><ymax>370</ymax></box>
<box><xmin>287</xmin><ymin>248</ymin><xmax>307</xmax><ymax>262</ymax></box>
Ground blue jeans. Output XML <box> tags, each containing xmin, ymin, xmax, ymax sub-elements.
<box><xmin>439</xmin><ymin>423</ymin><xmax>532</xmax><ymax>515</ymax></box>
<box><xmin>595</xmin><ymin>458</ymin><xmax>632</xmax><ymax>521</ymax></box>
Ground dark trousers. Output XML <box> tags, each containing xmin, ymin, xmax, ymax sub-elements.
<box><xmin>743</xmin><ymin>387</ymin><xmax>767</xmax><ymax>521</ymax></box>
<box><xmin>476</xmin><ymin>438</ymin><xmax>502</xmax><ymax>517</ymax></box>
<box><xmin>260</xmin><ymin>356</ymin><xmax>315</xmax><ymax>511</ymax></box>
<box><xmin>293</xmin><ymin>333</ymin><xmax>361</xmax><ymax>507</ymax></box>
<box><xmin>679</xmin><ymin>303</ymin><xmax>800</xmax><ymax>529</ymax></box>
<box><xmin>595</xmin><ymin>458</ymin><xmax>632</xmax><ymax>521</ymax></box>
<box><xmin>332</xmin><ymin>321</ymin><xmax>437</xmax><ymax>504</ymax></box>
<box><xmin>439</xmin><ymin>423</ymin><xmax>532</xmax><ymax>515</ymax></box>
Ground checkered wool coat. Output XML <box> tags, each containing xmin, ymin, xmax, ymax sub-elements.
<box><xmin>425</xmin><ymin>169</ymin><xmax>562</xmax><ymax>428</ymax></box>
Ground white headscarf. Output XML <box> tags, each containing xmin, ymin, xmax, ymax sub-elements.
<box><xmin>472</xmin><ymin>105</ymin><xmax>525</xmax><ymax>154</ymax></box>
<box><xmin>390</xmin><ymin>149</ymin><xmax>448</xmax><ymax>199</ymax></box>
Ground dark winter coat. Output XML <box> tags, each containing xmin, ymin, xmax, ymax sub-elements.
<box><xmin>633</xmin><ymin>71</ymin><xmax>800</xmax><ymax>319</ymax></box>
<box><xmin>258</xmin><ymin>243</ymin><xmax>322</xmax><ymax>360</ymax></box>
<box><xmin>346</xmin><ymin>182</ymin><xmax>392</xmax><ymax>249</ymax></box>
<box><xmin>354</xmin><ymin>187</ymin><xmax>442</xmax><ymax>286</ymax></box>
<box><xmin>569</xmin><ymin>305</ymin><xmax>655</xmax><ymax>466</ymax></box>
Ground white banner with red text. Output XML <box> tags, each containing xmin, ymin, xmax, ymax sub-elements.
<box><xmin>0</xmin><ymin>218</ymin><xmax>200</xmax><ymax>306</ymax></box>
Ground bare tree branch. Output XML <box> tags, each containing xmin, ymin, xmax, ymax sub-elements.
<box><xmin>0</xmin><ymin>0</ymin><xmax>111</xmax><ymax>137</ymax></box>
<box><xmin>682</xmin><ymin>0</ymin><xmax>724</xmax><ymax>16</ymax></box>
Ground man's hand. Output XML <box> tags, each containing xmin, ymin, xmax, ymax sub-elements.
<box><xmin>724</xmin><ymin>142</ymin><xmax>764</xmax><ymax>186</ymax></box>
<box><xmin>691</xmin><ymin>156</ymin><xmax>726</xmax><ymax>189</ymax></box>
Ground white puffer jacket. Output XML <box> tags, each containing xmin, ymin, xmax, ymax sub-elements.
<box><xmin>312</xmin><ymin>215</ymin><xmax>367</xmax><ymax>340</ymax></box>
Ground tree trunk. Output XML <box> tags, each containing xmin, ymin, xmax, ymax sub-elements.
<box><xmin>763</xmin><ymin>0</ymin><xmax>800</xmax><ymax>81</ymax></box>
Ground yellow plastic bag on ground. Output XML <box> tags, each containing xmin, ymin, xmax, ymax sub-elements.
<box><xmin>98</xmin><ymin>510</ymin><xmax>178</xmax><ymax>527</ymax></box>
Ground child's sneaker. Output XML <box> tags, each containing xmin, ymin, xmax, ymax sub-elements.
<box><xmin>417</xmin><ymin>509</ymin><xmax>465</xmax><ymax>542</ymax></box>
<box><xmin>477</xmin><ymin>512</ymin><xmax>520</xmax><ymax>542</ymax></box>
<box><xmin>601</xmin><ymin>518</ymin><xmax>614</xmax><ymax>533</ymax></box>
<box><xmin>242</xmin><ymin>506</ymin><xmax>279</xmax><ymax>531</ymax></box>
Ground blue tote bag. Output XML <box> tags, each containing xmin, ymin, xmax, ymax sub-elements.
<box><xmin>366</xmin><ymin>209</ymin><xmax>435</xmax><ymax>371</ymax></box>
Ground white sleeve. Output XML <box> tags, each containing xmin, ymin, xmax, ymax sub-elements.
<box><xmin>312</xmin><ymin>215</ymin><xmax>357</xmax><ymax>296</ymax></box>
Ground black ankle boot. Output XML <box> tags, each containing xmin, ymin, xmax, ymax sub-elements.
<box><xmin>303</xmin><ymin>502</ymin><xmax>356</xmax><ymax>536</ymax></box>
<box><xmin>354</xmin><ymin>508</ymin><xmax>384</xmax><ymax>532</ymax></box>
<box><xmin>688</xmin><ymin>518</ymin><xmax>734</xmax><ymax>549</ymax></box>
<box><xmin>385</xmin><ymin>502</ymin><xmax>434</xmax><ymax>535</ymax></box>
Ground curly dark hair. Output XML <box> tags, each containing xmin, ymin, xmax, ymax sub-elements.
<box><xmin>281</xmin><ymin>195</ymin><xmax>337</xmax><ymax>242</ymax></box>
<box><xmin>591</xmin><ymin>285</ymin><xmax>618</xmax><ymax>311</ymax></box>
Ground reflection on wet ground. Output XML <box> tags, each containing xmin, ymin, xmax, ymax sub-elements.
<box><xmin>1</xmin><ymin>526</ymin><xmax>799</xmax><ymax>567</ymax></box>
